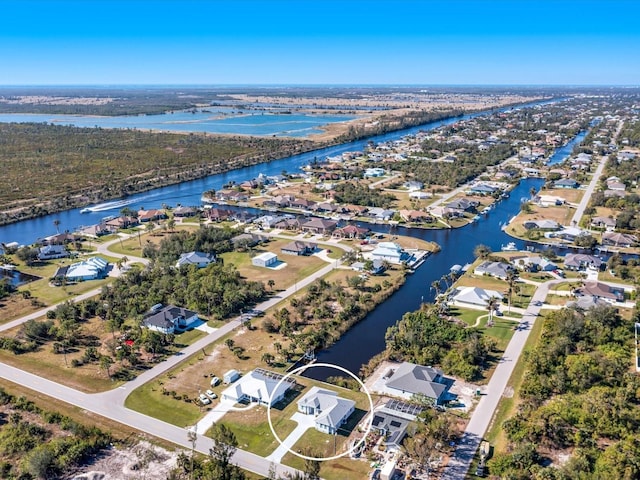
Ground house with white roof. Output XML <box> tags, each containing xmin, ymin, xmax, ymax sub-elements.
<box><xmin>451</xmin><ymin>286</ymin><xmax>504</xmax><ymax>307</ymax></box>
<box><xmin>38</xmin><ymin>244</ymin><xmax>69</xmax><ymax>260</ymax></box>
<box><xmin>175</xmin><ymin>251</ymin><xmax>216</xmax><ymax>269</ymax></box>
<box><xmin>221</xmin><ymin>369</ymin><xmax>294</xmax><ymax>407</ymax></box>
<box><xmin>371</xmin><ymin>242</ymin><xmax>408</xmax><ymax>264</ymax></box>
<box><xmin>474</xmin><ymin>261</ymin><xmax>512</xmax><ymax>280</ymax></box>
<box><xmin>54</xmin><ymin>257</ymin><xmax>108</xmax><ymax>282</ymax></box>
<box><xmin>297</xmin><ymin>386</ymin><xmax>356</xmax><ymax>435</ymax></box>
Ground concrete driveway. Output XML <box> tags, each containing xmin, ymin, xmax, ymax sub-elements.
<box><xmin>266</xmin><ymin>412</ymin><xmax>316</xmax><ymax>463</ymax></box>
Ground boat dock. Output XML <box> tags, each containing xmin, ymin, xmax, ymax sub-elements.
<box><xmin>406</xmin><ymin>250</ymin><xmax>430</xmax><ymax>271</ymax></box>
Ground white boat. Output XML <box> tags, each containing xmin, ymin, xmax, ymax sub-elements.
<box><xmin>501</xmin><ymin>242</ymin><xmax>518</xmax><ymax>251</ymax></box>
<box><xmin>80</xmin><ymin>208</ymin><xmax>91</xmax><ymax>213</ymax></box>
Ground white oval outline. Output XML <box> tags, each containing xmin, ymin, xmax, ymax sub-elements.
<box><xmin>266</xmin><ymin>362</ymin><xmax>374</xmax><ymax>462</ymax></box>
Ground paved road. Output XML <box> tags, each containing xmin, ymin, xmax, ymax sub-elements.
<box><xmin>0</xmin><ymin>232</ymin><xmax>348</xmax><ymax>478</ymax></box>
<box><xmin>441</xmin><ymin>279</ymin><xmax>579</xmax><ymax>479</ymax></box>
<box><xmin>570</xmin><ymin>155</ymin><xmax>608</xmax><ymax>226</ymax></box>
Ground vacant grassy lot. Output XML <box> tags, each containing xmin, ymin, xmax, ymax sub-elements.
<box><xmin>219</xmin><ymin>239</ymin><xmax>327</xmax><ymax>292</ymax></box>
<box><xmin>0</xmin><ymin>315</ymin><xmax>206</xmax><ymax>393</ymax></box>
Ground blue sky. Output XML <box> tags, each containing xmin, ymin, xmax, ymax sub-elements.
<box><xmin>1</xmin><ymin>0</ymin><xmax>638</xmax><ymax>85</ymax></box>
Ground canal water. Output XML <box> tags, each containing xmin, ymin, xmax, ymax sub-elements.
<box><xmin>0</xmin><ymin>98</ymin><xmax>576</xmax><ymax>379</ymax></box>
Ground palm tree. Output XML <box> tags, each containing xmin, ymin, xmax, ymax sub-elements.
<box><xmin>53</xmin><ymin>219</ymin><xmax>61</xmax><ymax>234</ymax></box>
<box><xmin>431</xmin><ymin>280</ymin><xmax>441</xmax><ymax>297</ymax></box>
<box><xmin>506</xmin><ymin>270</ymin><xmax>518</xmax><ymax>313</ymax></box>
<box><xmin>487</xmin><ymin>296</ymin><xmax>499</xmax><ymax>327</ymax></box>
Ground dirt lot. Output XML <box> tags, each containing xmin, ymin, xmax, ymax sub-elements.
<box><xmin>70</xmin><ymin>441</ymin><xmax>179</xmax><ymax>480</ymax></box>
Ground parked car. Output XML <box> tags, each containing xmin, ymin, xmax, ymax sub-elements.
<box><xmin>199</xmin><ymin>393</ymin><xmax>211</xmax><ymax>405</ymax></box>
<box><xmin>205</xmin><ymin>389</ymin><xmax>217</xmax><ymax>399</ymax></box>
<box><xmin>210</xmin><ymin>376</ymin><xmax>221</xmax><ymax>387</ymax></box>
<box><xmin>532</xmin><ymin>300</ymin><xmax>543</xmax><ymax>306</ymax></box>
<box><xmin>370</xmin><ymin>469</ymin><xmax>381</xmax><ymax>480</ymax></box>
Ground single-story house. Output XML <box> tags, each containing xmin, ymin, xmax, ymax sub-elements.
<box><xmin>602</xmin><ymin>232</ymin><xmax>637</xmax><ymax>248</ymax></box>
<box><xmin>175</xmin><ymin>251</ymin><xmax>216</xmax><ymax>269</ymax></box>
<box><xmin>138</xmin><ymin>209</ymin><xmax>167</xmax><ymax>222</ymax></box>
<box><xmin>300</xmin><ymin>217</ymin><xmax>337</xmax><ymax>235</ymax></box>
<box><xmin>566</xmin><ymin>295</ymin><xmax>609</xmax><ymax>310</ymax></box>
<box><xmin>222</xmin><ymin>369</ymin><xmax>295</xmax><ymax>407</ymax></box>
<box><xmin>404</xmin><ymin>180</ymin><xmax>424</xmax><ymax>191</ymax></box>
<box><xmin>332</xmin><ymin>225</ymin><xmax>369</xmax><ymax>239</ymax></box>
<box><xmin>523</xmin><ymin>219</ymin><xmax>561</xmax><ymax>231</ymax></box>
<box><xmin>563</xmin><ymin>253</ymin><xmax>603</xmax><ymax>271</ymax></box>
<box><xmin>554</xmin><ymin>178</ymin><xmax>579</xmax><ymax>189</ymax></box>
<box><xmin>469</xmin><ymin>183</ymin><xmax>497</xmax><ymax>195</ymax></box>
<box><xmin>54</xmin><ymin>256</ymin><xmax>109</xmax><ymax>282</ymax></box>
<box><xmin>576</xmin><ymin>282</ymin><xmax>625</xmax><ymax>303</ymax></box>
<box><xmin>297</xmin><ymin>386</ymin><xmax>356</xmax><ymax>435</ymax></box>
<box><xmin>38</xmin><ymin>244</ymin><xmax>69</xmax><ymax>260</ymax></box>
<box><xmin>399</xmin><ymin>210</ymin><xmax>433</xmax><ymax>223</ymax></box>
<box><xmin>41</xmin><ymin>232</ymin><xmax>79</xmax><ymax>245</ymax></box>
<box><xmin>274</xmin><ymin>218</ymin><xmax>303</xmax><ymax>230</ymax></box>
<box><xmin>451</xmin><ymin>286</ymin><xmax>504</xmax><ymax>307</ymax></box>
<box><xmin>444</xmin><ymin>198</ymin><xmax>478</xmax><ymax>213</ymax></box>
<box><xmin>78</xmin><ymin>222</ymin><xmax>115</xmax><ymax>237</ymax></box>
<box><xmin>172</xmin><ymin>206</ymin><xmax>198</xmax><ymax>217</ymax></box>
<box><xmin>371</xmin><ymin>242</ymin><xmax>408</xmax><ymax>264</ymax></box>
<box><xmin>552</xmin><ymin>226</ymin><xmax>588</xmax><ymax>242</ymax></box>
<box><xmin>384</xmin><ymin>362</ymin><xmax>450</xmax><ymax>405</ymax></box>
<box><xmin>231</xmin><ymin>233</ymin><xmax>267</xmax><ymax>248</ymax></box>
<box><xmin>516</xmin><ymin>256</ymin><xmax>557</xmax><ymax>272</ymax></box>
<box><xmin>409</xmin><ymin>191</ymin><xmax>430</xmax><ymax>200</ymax></box>
<box><xmin>142</xmin><ymin>304</ymin><xmax>199</xmax><ymax>334</ymax></box>
<box><xmin>252</xmin><ymin>252</ymin><xmax>278</xmax><ymax>268</ymax></box>
<box><xmin>105</xmin><ymin>216</ymin><xmax>138</xmax><ymax>229</ymax></box>
<box><xmin>474</xmin><ymin>261</ymin><xmax>512</xmax><ymax>280</ymax></box>
<box><xmin>536</xmin><ymin>195</ymin><xmax>565</xmax><ymax>207</ymax></box>
<box><xmin>206</xmin><ymin>208</ymin><xmax>234</xmax><ymax>222</ymax></box>
<box><xmin>590</xmin><ymin>216</ymin><xmax>616</xmax><ymax>231</ymax></box>
<box><xmin>281</xmin><ymin>241</ymin><xmax>317</xmax><ymax>256</ymax></box>
<box><xmin>290</xmin><ymin>198</ymin><xmax>316</xmax><ymax>210</ymax></box>
<box><xmin>364</xmin><ymin>167</ymin><xmax>385</xmax><ymax>177</ymax></box>
<box><xmin>371</xmin><ymin>401</ymin><xmax>423</xmax><ymax>449</ymax></box>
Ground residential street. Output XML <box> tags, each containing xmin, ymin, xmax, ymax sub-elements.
<box><xmin>441</xmin><ymin>279</ymin><xmax>578</xmax><ymax>479</ymax></box>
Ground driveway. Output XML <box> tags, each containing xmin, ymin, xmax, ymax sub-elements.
<box><xmin>266</xmin><ymin>412</ymin><xmax>316</xmax><ymax>463</ymax></box>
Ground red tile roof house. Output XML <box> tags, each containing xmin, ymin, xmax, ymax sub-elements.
<box><xmin>399</xmin><ymin>209</ymin><xmax>434</xmax><ymax>223</ymax></box>
<box><xmin>301</xmin><ymin>217</ymin><xmax>338</xmax><ymax>235</ymax></box>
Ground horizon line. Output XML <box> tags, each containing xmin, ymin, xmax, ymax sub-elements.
<box><xmin>0</xmin><ymin>83</ymin><xmax>639</xmax><ymax>88</ymax></box>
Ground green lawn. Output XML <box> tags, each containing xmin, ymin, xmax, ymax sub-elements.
<box><xmin>124</xmin><ymin>379</ymin><xmax>202</xmax><ymax>427</ymax></box>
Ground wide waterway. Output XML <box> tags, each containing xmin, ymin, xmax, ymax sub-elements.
<box><xmin>1</xmin><ymin>98</ymin><xmax>577</xmax><ymax>380</ymax></box>
<box><xmin>0</xmin><ymin>99</ymin><xmax>559</xmax><ymax>247</ymax></box>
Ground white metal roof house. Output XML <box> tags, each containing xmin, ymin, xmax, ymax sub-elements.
<box><xmin>451</xmin><ymin>286</ymin><xmax>504</xmax><ymax>307</ymax></box>
<box><xmin>142</xmin><ymin>304</ymin><xmax>199</xmax><ymax>334</ymax></box>
<box><xmin>371</xmin><ymin>242</ymin><xmax>408</xmax><ymax>264</ymax></box>
<box><xmin>55</xmin><ymin>257</ymin><xmax>108</xmax><ymax>282</ymax></box>
<box><xmin>38</xmin><ymin>244</ymin><xmax>69</xmax><ymax>260</ymax></box>
<box><xmin>474</xmin><ymin>261</ymin><xmax>512</xmax><ymax>280</ymax></box>
<box><xmin>297</xmin><ymin>386</ymin><xmax>356</xmax><ymax>435</ymax></box>
<box><xmin>222</xmin><ymin>369</ymin><xmax>294</xmax><ymax>407</ymax></box>
<box><xmin>175</xmin><ymin>251</ymin><xmax>216</xmax><ymax>269</ymax></box>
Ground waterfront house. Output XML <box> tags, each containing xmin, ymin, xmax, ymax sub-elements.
<box><xmin>38</xmin><ymin>244</ymin><xmax>69</xmax><ymax>260</ymax></box>
<box><xmin>399</xmin><ymin>210</ymin><xmax>433</xmax><ymax>223</ymax></box>
<box><xmin>516</xmin><ymin>256</ymin><xmax>557</xmax><ymax>272</ymax></box>
<box><xmin>138</xmin><ymin>209</ymin><xmax>167</xmax><ymax>222</ymax></box>
<box><xmin>602</xmin><ymin>232</ymin><xmax>637</xmax><ymax>248</ymax></box>
<box><xmin>215</xmin><ymin>190</ymin><xmax>249</xmax><ymax>202</ymax></box>
<box><xmin>576</xmin><ymin>281</ymin><xmax>625</xmax><ymax>303</ymax></box>
<box><xmin>451</xmin><ymin>286</ymin><xmax>504</xmax><ymax>307</ymax></box>
<box><xmin>563</xmin><ymin>253</ymin><xmax>603</xmax><ymax>271</ymax></box>
<box><xmin>367</xmin><ymin>207</ymin><xmax>396</xmax><ymax>221</ymax></box>
<box><xmin>142</xmin><ymin>304</ymin><xmax>199</xmax><ymax>334</ymax></box>
<box><xmin>222</xmin><ymin>369</ymin><xmax>294</xmax><ymax>407</ymax></box>
<box><xmin>172</xmin><ymin>206</ymin><xmax>198</xmax><ymax>217</ymax></box>
<box><xmin>553</xmin><ymin>178</ymin><xmax>579</xmax><ymax>189</ymax></box>
<box><xmin>371</xmin><ymin>242</ymin><xmax>407</xmax><ymax>264</ymax></box>
<box><xmin>297</xmin><ymin>386</ymin><xmax>356</xmax><ymax>435</ymax></box>
<box><xmin>333</xmin><ymin>225</ymin><xmax>369</xmax><ymax>239</ymax></box>
<box><xmin>54</xmin><ymin>256</ymin><xmax>108</xmax><ymax>282</ymax></box>
<box><xmin>474</xmin><ymin>261</ymin><xmax>512</xmax><ymax>280</ymax></box>
<box><xmin>300</xmin><ymin>217</ymin><xmax>337</xmax><ymax>235</ymax></box>
<box><xmin>383</xmin><ymin>362</ymin><xmax>450</xmax><ymax>405</ymax></box>
<box><xmin>444</xmin><ymin>198</ymin><xmax>478</xmax><ymax>215</ymax></box>
<box><xmin>290</xmin><ymin>198</ymin><xmax>317</xmax><ymax>210</ymax></box>
<box><xmin>105</xmin><ymin>216</ymin><xmax>138</xmax><ymax>229</ymax></box>
<box><xmin>523</xmin><ymin>219</ymin><xmax>561</xmax><ymax>231</ymax></box>
<box><xmin>468</xmin><ymin>183</ymin><xmax>497</xmax><ymax>195</ymax></box>
<box><xmin>274</xmin><ymin>218</ymin><xmax>303</xmax><ymax>231</ymax></box>
<box><xmin>78</xmin><ymin>222</ymin><xmax>115</xmax><ymax>237</ymax></box>
<box><xmin>41</xmin><ymin>232</ymin><xmax>79</xmax><ymax>245</ymax></box>
<box><xmin>175</xmin><ymin>251</ymin><xmax>216</xmax><ymax>269</ymax></box>
<box><xmin>206</xmin><ymin>208</ymin><xmax>234</xmax><ymax>222</ymax></box>
<box><xmin>263</xmin><ymin>195</ymin><xmax>293</xmax><ymax>208</ymax></box>
<box><xmin>252</xmin><ymin>252</ymin><xmax>278</xmax><ymax>268</ymax></box>
<box><xmin>590</xmin><ymin>216</ymin><xmax>616</xmax><ymax>231</ymax></box>
<box><xmin>281</xmin><ymin>241</ymin><xmax>317</xmax><ymax>256</ymax></box>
